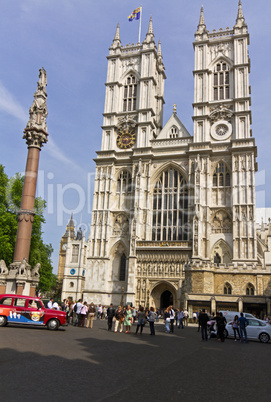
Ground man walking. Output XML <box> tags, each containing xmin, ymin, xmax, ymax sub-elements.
<box><xmin>237</xmin><ymin>312</ymin><xmax>249</xmax><ymax>343</ymax></box>
<box><xmin>107</xmin><ymin>304</ymin><xmax>115</xmax><ymax>331</ymax></box>
<box><xmin>199</xmin><ymin>309</ymin><xmax>209</xmax><ymax>341</ymax></box>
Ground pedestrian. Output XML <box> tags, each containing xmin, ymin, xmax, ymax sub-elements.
<box><xmin>135</xmin><ymin>306</ymin><xmax>146</xmax><ymax>335</ymax></box>
<box><xmin>114</xmin><ymin>306</ymin><xmax>124</xmax><ymax>333</ymax></box>
<box><xmin>73</xmin><ymin>299</ymin><xmax>83</xmax><ymax>326</ymax></box>
<box><xmin>47</xmin><ymin>298</ymin><xmax>53</xmax><ymax>309</ymax></box>
<box><xmin>215</xmin><ymin>312</ymin><xmax>227</xmax><ymax>342</ymax></box>
<box><xmin>79</xmin><ymin>301</ymin><xmax>88</xmax><ymax>327</ymax></box>
<box><xmin>169</xmin><ymin>306</ymin><xmax>175</xmax><ymax>333</ymax></box>
<box><xmin>199</xmin><ymin>308</ymin><xmax>209</xmax><ymax>341</ymax></box>
<box><xmin>175</xmin><ymin>309</ymin><xmax>179</xmax><ymax>326</ymax></box>
<box><xmin>124</xmin><ymin>305</ymin><xmax>133</xmax><ymax>333</ymax></box>
<box><xmin>237</xmin><ymin>312</ymin><xmax>249</xmax><ymax>343</ymax></box>
<box><xmin>192</xmin><ymin>312</ymin><xmax>197</xmax><ymax>323</ymax></box>
<box><xmin>178</xmin><ymin>309</ymin><xmax>184</xmax><ymax>329</ymax></box>
<box><xmin>197</xmin><ymin>309</ymin><xmax>202</xmax><ymax>332</ymax></box>
<box><xmin>232</xmin><ymin>315</ymin><xmax>240</xmax><ymax>341</ymax></box>
<box><xmin>107</xmin><ymin>303</ymin><xmax>115</xmax><ymax>331</ymax></box>
<box><xmin>164</xmin><ymin>307</ymin><xmax>171</xmax><ymax>334</ymax></box>
<box><xmin>132</xmin><ymin>307</ymin><xmax>137</xmax><ymax>323</ymax></box>
<box><xmin>97</xmin><ymin>304</ymin><xmax>102</xmax><ymax>319</ymax></box>
<box><xmin>52</xmin><ymin>301</ymin><xmax>60</xmax><ymax>310</ymax></box>
<box><xmin>148</xmin><ymin>307</ymin><xmax>157</xmax><ymax>335</ymax></box>
<box><xmin>183</xmin><ymin>310</ymin><xmax>189</xmax><ymax>326</ymax></box>
<box><xmin>86</xmin><ymin>302</ymin><xmax>96</xmax><ymax>328</ymax></box>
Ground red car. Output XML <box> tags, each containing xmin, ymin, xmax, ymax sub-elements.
<box><xmin>0</xmin><ymin>294</ymin><xmax>67</xmax><ymax>330</ymax></box>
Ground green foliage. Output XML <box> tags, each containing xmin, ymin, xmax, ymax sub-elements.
<box><xmin>0</xmin><ymin>164</ymin><xmax>55</xmax><ymax>293</ymax></box>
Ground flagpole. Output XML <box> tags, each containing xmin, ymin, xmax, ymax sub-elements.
<box><xmin>138</xmin><ymin>6</ymin><xmax>142</xmax><ymax>43</ymax></box>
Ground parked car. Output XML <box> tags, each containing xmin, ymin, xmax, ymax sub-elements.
<box><xmin>219</xmin><ymin>311</ymin><xmax>254</xmax><ymax>323</ymax></box>
<box><xmin>225</xmin><ymin>317</ymin><xmax>271</xmax><ymax>343</ymax></box>
<box><xmin>0</xmin><ymin>294</ymin><xmax>67</xmax><ymax>330</ymax></box>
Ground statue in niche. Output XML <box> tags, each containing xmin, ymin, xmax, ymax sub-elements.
<box><xmin>214</xmin><ymin>252</ymin><xmax>221</xmax><ymax>267</ymax></box>
<box><xmin>76</xmin><ymin>227</ymin><xmax>82</xmax><ymax>240</ymax></box>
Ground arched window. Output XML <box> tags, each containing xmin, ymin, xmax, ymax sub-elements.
<box><xmin>169</xmin><ymin>126</ymin><xmax>179</xmax><ymax>139</ymax></box>
<box><xmin>213</xmin><ymin>61</ymin><xmax>230</xmax><ymax>101</ymax></box>
<box><xmin>123</xmin><ymin>75</ymin><xmax>137</xmax><ymax>112</ymax></box>
<box><xmin>224</xmin><ymin>282</ymin><xmax>232</xmax><ymax>295</ymax></box>
<box><xmin>69</xmin><ymin>282</ymin><xmax>74</xmax><ymax>288</ymax></box>
<box><xmin>213</xmin><ymin>162</ymin><xmax>231</xmax><ymax>187</ymax></box>
<box><xmin>117</xmin><ymin>170</ymin><xmax>132</xmax><ymax>194</ymax></box>
<box><xmin>152</xmin><ymin>168</ymin><xmax>188</xmax><ymax>241</ymax></box>
<box><xmin>119</xmin><ymin>253</ymin><xmax>126</xmax><ymax>281</ymax></box>
<box><xmin>246</xmin><ymin>283</ymin><xmax>255</xmax><ymax>296</ymax></box>
<box><xmin>117</xmin><ymin>170</ymin><xmax>134</xmax><ymax>209</ymax></box>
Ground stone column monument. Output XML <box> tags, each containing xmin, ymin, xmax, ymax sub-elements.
<box><xmin>2</xmin><ymin>68</ymin><xmax>49</xmax><ymax>295</ymax></box>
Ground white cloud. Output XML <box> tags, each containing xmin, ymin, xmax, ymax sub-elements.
<box><xmin>45</xmin><ymin>137</ymin><xmax>83</xmax><ymax>172</ymax></box>
<box><xmin>0</xmin><ymin>81</ymin><xmax>28</xmax><ymax>122</ymax></box>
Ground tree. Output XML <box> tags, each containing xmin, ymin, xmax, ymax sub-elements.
<box><xmin>0</xmin><ymin>164</ymin><xmax>56</xmax><ymax>292</ymax></box>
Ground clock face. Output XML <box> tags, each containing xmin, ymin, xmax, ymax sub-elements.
<box><xmin>216</xmin><ymin>124</ymin><xmax>228</xmax><ymax>136</ymax></box>
<box><xmin>211</xmin><ymin>120</ymin><xmax>232</xmax><ymax>141</ymax></box>
<box><xmin>116</xmin><ymin>129</ymin><xmax>136</xmax><ymax>149</ymax></box>
<box><xmin>70</xmin><ymin>269</ymin><xmax>76</xmax><ymax>275</ymax></box>
<box><xmin>62</xmin><ymin>244</ymin><xmax>67</xmax><ymax>251</ymax></box>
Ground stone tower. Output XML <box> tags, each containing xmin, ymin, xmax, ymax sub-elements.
<box><xmin>191</xmin><ymin>1</ymin><xmax>256</xmax><ymax>264</ymax></box>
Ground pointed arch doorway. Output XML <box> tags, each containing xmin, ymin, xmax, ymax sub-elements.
<box><xmin>160</xmin><ymin>290</ymin><xmax>173</xmax><ymax>309</ymax></box>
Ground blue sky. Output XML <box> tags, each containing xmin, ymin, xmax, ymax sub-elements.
<box><xmin>1</xmin><ymin>0</ymin><xmax>270</xmax><ymax>272</ymax></box>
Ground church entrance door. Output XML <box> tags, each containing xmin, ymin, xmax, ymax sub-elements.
<box><xmin>160</xmin><ymin>290</ymin><xmax>173</xmax><ymax>309</ymax></box>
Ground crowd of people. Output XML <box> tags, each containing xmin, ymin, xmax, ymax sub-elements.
<box><xmin>46</xmin><ymin>299</ymin><xmax>192</xmax><ymax>336</ymax></box>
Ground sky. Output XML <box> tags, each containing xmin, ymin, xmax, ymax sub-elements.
<box><xmin>1</xmin><ymin>0</ymin><xmax>271</xmax><ymax>273</ymax></box>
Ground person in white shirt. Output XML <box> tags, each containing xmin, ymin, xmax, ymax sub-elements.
<box><xmin>52</xmin><ymin>302</ymin><xmax>60</xmax><ymax>310</ymax></box>
<box><xmin>73</xmin><ymin>299</ymin><xmax>83</xmax><ymax>326</ymax></box>
<box><xmin>47</xmin><ymin>298</ymin><xmax>53</xmax><ymax>309</ymax></box>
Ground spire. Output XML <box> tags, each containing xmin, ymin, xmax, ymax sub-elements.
<box><xmin>64</xmin><ymin>213</ymin><xmax>75</xmax><ymax>238</ymax></box>
<box><xmin>199</xmin><ymin>5</ymin><xmax>205</xmax><ymax>27</ymax></box>
<box><xmin>234</xmin><ymin>0</ymin><xmax>247</xmax><ymax>29</ymax></box>
<box><xmin>147</xmin><ymin>16</ymin><xmax>153</xmax><ymax>35</ymax></box>
<box><xmin>195</xmin><ymin>6</ymin><xmax>207</xmax><ymax>35</ymax></box>
<box><xmin>23</xmin><ymin>68</ymin><xmax>48</xmax><ymax>148</ymax></box>
<box><xmin>111</xmin><ymin>23</ymin><xmax>121</xmax><ymax>48</ymax></box>
<box><xmin>143</xmin><ymin>16</ymin><xmax>154</xmax><ymax>44</ymax></box>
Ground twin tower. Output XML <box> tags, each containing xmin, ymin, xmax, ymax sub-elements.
<box><xmin>60</xmin><ymin>2</ymin><xmax>271</xmax><ymax>317</ymax></box>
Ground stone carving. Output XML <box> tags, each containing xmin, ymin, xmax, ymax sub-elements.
<box><xmin>32</xmin><ymin>263</ymin><xmax>40</xmax><ymax>278</ymax></box>
<box><xmin>113</xmin><ymin>213</ymin><xmax>129</xmax><ymax>236</ymax></box>
<box><xmin>209</xmin><ymin>104</ymin><xmax>233</xmax><ymax>124</ymax></box>
<box><xmin>24</xmin><ymin>68</ymin><xmax>48</xmax><ymax>149</ymax></box>
<box><xmin>18</xmin><ymin>260</ymin><xmax>28</xmax><ymax>276</ymax></box>
<box><xmin>211</xmin><ymin>210</ymin><xmax>232</xmax><ymax>233</ymax></box>
<box><xmin>0</xmin><ymin>260</ymin><xmax>8</xmax><ymax>275</ymax></box>
<box><xmin>76</xmin><ymin>227</ymin><xmax>82</xmax><ymax>240</ymax></box>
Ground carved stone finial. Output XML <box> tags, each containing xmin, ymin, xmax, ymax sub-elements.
<box><xmin>23</xmin><ymin>68</ymin><xmax>48</xmax><ymax>149</ymax></box>
<box><xmin>173</xmin><ymin>104</ymin><xmax>177</xmax><ymax>114</ymax></box>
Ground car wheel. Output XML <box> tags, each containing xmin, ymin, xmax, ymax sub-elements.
<box><xmin>224</xmin><ymin>329</ymin><xmax>228</xmax><ymax>338</ymax></box>
<box><xmin>47</xmin><ymin>319</ymin><xmax>59</xmax><ymax>330</ymax></box>
<box><xmin>259</xmin><ymin>332</ymin><xmax>270</xmax><ymax>343</ymax></box>
<box><xmin>0</xmin><ymin>316</ymin><xmax>7</xmax><ymax>327</ymax></box>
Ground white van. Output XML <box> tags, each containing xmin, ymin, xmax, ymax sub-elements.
<box><xmin>219</xmin><ymin>311</ymin><xmax>254</xmax><ymax>323</ymax></box>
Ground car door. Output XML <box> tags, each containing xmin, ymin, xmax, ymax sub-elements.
<box><xmin>246</xmin><ymin>319</ymin><xmax>261</xmax><ymax>339</ymax></box>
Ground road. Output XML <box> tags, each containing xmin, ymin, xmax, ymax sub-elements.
<box><xmin>0</xmin><ymin>320</ymin><xmax>270</xmax><ymax>401</ymax></box>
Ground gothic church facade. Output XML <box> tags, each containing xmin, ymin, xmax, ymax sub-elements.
<box><xmin>59</xmin><ymin>2</ymin><xmax>271</xmax><ymax>317</ymax></box>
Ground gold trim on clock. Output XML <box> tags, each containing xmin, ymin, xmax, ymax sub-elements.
<box><xmin>116</xmin><ymin>129</ymin><xmax>136</xmax><ymax>149</ymax></box>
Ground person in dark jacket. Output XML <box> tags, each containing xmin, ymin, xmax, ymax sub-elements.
<box><xmin>107</xmin><ymin>303</ymin><xmax>115</xmax><ymax>331</ymax></box>
<box><xmin>215</xmin><ymin>312</ymin><xmax>227</xmax><ymax>342</ymax></box>
<box><xmin>199</xmin><ymin>309</ymin><xmax>209</xmax><ymax>341</ymax></box>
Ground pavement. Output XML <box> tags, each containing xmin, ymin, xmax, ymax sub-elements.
<box><xmin>0</xmin><ymin>319</ymin><xmax>271</xmax><ymax>402</ymax></box>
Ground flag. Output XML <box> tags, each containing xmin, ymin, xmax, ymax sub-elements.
<box><xmin>128</xmin><ymin>7</ymin><xmax>141</xmax><ymax>22</ymax></box>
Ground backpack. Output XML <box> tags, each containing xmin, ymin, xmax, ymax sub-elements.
<box><xmin>74</xmin><ymin>304</ymin><xmax>77</xmax><ymax>313</ymax></box>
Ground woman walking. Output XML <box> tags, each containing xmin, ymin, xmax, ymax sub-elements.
<box><xmin>232</xmin><ymin>314</ymin><xmax>240</xmax><ymax>341</ymax></box>
<box><xmin>164</xmin><ymin>307</ymin><xmax>171</xmax><ymax>334</ymax></box>
<box><xmin>148</xmin><ymin>307</ymin><xmax>157</xmax><ymax>335</ymax></box>
<box><xmin>124</xmin><ymin>305</ymin><xmax>133</xmax><ymax>333</ymax></box>
<box><xmin>114</xmin><ymin>306</ymin><xmax>124</xmax><ymax>333</ymax></box>
<box><xmin>135</xmin><ymin>306</ymin><xmax>146</xmax><ymax>335</ymax></box>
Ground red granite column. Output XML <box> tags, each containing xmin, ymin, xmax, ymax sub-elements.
<box><xmin>12</xmin><ymin>67</ymin><xmax>48</xmax><ymax>264</ymax></box>
<box><xmin>13</xmin><ymin>147</ymin><xmax>40</xmax><ymax>262</ymax></box>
